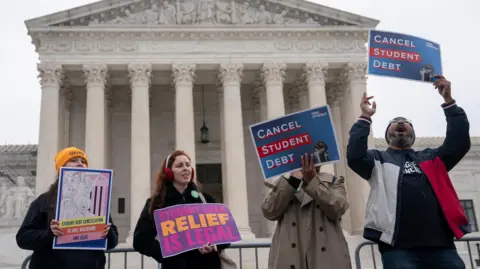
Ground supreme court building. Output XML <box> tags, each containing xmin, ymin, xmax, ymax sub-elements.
<box><xmin>25</xmin><ymin>0</ymin><xmax>380</xmax><ymax>242</ymax></box>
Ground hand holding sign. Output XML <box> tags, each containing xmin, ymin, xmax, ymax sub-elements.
<box><xmin>301</xmin><ymin>153</ymin><xmax>315</xmax><ymax>184</ymax></box>
<box><xmin>50</xmin><ymin>220</ymin><xmax>63</xmax><ymax>237</ymax></box>
<box><xmin>199</xmin><ymin>242</ymin><xmax>215</xmax><ymax>254</ymax></box>
<box><xmin>101</xmin><ymin>223</ymin><xmax>111</xmax><ymax>239</ymax></box>
<box><xmin>360</xmin><ymin>92</ymin><xmax>376</xmax><ymax>118</ymax></box>
<box><xmin>433</xmin><ymin>75</ymin><xmax>453</xmax><ymax>103</ymax></box>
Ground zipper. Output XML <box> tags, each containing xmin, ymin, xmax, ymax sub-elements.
<box><xmin>391</xmin><ymin>153</ymin><xmax>405</xmax><ymax>246</ymax></box>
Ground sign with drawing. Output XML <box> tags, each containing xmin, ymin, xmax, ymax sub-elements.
<box><xmin>249</xmin><ymin>105</ymin><xmax>341</xmax><ymax>179</ymax></box>
<box><xmin>53</xmin><ymin>167</ymin><xmax>113</xmax><ymax>250</ymax></box>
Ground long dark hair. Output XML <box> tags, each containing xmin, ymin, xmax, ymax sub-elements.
<box><xmin>149</xmin><ymin>150</ymin><xmax>200</xmax><ymax>215</ymax></box>
<box><xmin>44</xmin><ymin>177</ymin><xmax>60</xmax><ymax>221</ymax></box>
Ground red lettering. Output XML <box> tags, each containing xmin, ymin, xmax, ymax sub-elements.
<box><xmin>370</xmin><ymin>47</ymin><xmax>421</xmax><ymax>63</ymax></box>
<box><xmin>257</xmin><ymin>133</ymin><xmax>311</xmax><ymax>158</ymax></box>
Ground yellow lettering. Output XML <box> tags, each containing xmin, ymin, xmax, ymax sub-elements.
<box><xmin>160</xmin><ymin>220</ymin><xmax>176</xmax><ymax>236</ymax></box>
<box><xmin>217</xmin><ymin>213</ymin><xmax>229</xmax><ymax>225</ymax></box>
<box><xmin>206</xmin><ymin>213</ymin><xmax>219</xmax><ymax>226</ymax></box>
<box><xmin>187</xmin><ymin>215</ymin><xmax>200</xmax><ymax>229</ymax></box>
<box><xmin>176</xmin><ymin>216</ymin><xmax>188</xmax><ymax>232</ymax></box>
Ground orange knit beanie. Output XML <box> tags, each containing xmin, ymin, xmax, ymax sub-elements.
<box><xmin>54</xmin><ymin>147</ymin><xmax>89</xmax><ymax>174</ymax></box>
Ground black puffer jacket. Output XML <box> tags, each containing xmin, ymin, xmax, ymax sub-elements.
<box><xmin>133</xmin><ymin>181</ymin><xmax>231</xmax><ymax>269</ymax></box>
<box><xmin>16</xmin><ymin>192</ymin><xmax>119</xmax><ymax>269</ymax></box>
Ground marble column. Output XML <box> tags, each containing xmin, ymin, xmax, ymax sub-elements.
<box><xmin>261</xmin><ymin>63</ymin><xmax>286</xmax><ymax>117</ymax></box>
<box><xmin>303</xmin><ymin>62</ymin><xmax>334</xmax><ymax>174</ymax></box>
<box><xmin>172</xmin><ymin>64</ymin><xmax>197</xmax><ymax>168</ymax></box>
<box><xmin>36</xmin><ymin>63</ymin><xmax>64</xmax><ymax>196</ymax></box>
<box><xmin>126</xmin><ymin>64</ymin><xmax>152</xmax><ymax>243</ymax></box>
<box><xmin>83</xmin><ymin>64</ymin><xmax>108</xmax><ymax>168</ymax></box>
<box><xmin>327</xmin><ymin>83</ymin><xmax>352</xmax><ymax>232</ymax></box>
<box><xmin>216</xmin><ymin>83</ymin><xmax>228</xmax><ymax>203</ymax></box>
<box><xmin>59</xmin><ymin>82</ymin><xmax>72</xmax><ymax>149</ymax></box>
<box><xmin>260</xmin><ymin>63</ymin><xmax>286</xmax><ymax>237</ymax></box>
<box><xmin>341</xmin><ymin>62</ymin><xmax>370</xmax><ymax>234</ymax></box>
<box><xmin>218</xmin><ymin>63</ymin><xmax>255</xmax><ymax>239</ymax></box>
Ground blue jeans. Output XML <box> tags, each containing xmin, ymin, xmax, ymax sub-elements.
<box><xmin>381</xmin><ymin>248</ymin><xmax>466</xmax><ymax>269</ymax></box>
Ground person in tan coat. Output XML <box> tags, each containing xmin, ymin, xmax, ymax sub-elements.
<box><xmin>262</xmin><ymin>153</ymin><xmax>352</xmax><ymax>269</ymax></box>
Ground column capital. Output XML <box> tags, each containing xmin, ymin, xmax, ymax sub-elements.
<box><xmin>37</xmin><ymin>62</ymin><xmax>64</xmax><ymax>88</ymax></box>
<box><xmin>303</xmin><ymin>62</ymin><xmax>329</xmax><ymax>84</ymax></box>
<box><xmin>172</xmin><ymin>63</ymin><xmax>196</xmax><ymax>85</ymax></box>
<box><xmin>83</xmin><ymin>64</ymin><xmax>108</xmax><ymax>86</ymax></box>
<box><xmin>219</xmin><ymin>63</ymin><xmax>244</xmax><ymax>85</ymax></box>
<box><xmin>344</xmin><ymin>62</ymin><xmax>367</xmax><ymax>83</ymax></box>
<box><xmin>128</xmin><ymin>64</ymin><xmax>152</xmax><ymax>86</ymax></box>
<box><xmin>261</xmin><ymin>62</ymin><xmax>286</xmax><ymax>86</ymax></box>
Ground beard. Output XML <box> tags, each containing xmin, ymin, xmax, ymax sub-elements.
<box><xmin>387</xmin><ymin>133</ymin><xmax>415</xmax><ymax>148</ymax></box>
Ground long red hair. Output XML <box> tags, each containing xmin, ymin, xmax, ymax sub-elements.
<box><xmin>149</xmin><ymin>150</ymin><xmax>200</xmax><ymax>215</ymax></box>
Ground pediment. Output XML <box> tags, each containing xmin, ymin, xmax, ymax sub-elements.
<box><xmin>25</xmin><ymin>0</ymin><xmax>379</xmax><ymax>29</ymax></box>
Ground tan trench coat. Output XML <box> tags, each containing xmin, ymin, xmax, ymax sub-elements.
<box><xmin>261</xmin><ymin>172</ymin><xmax>351</xmax><ymax>269</ymax></box>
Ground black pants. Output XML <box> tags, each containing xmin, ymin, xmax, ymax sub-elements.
<box><xmin>381</xmin><ymin>248</ymin><xmax>465</xmax><ymax>269</ymax></box>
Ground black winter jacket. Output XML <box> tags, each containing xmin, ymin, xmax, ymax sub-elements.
<box><xmin>133</xmin><ymin>181</ymin><xmax>231</xmax><ymax>269</ymax></box>
<box><xmin>16</xmin><ymin>192</ymin><xmax>119</xmax><ymax>269</ymax></box>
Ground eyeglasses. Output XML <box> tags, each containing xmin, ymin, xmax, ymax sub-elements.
<box><xmin>389</xmin><ymin>118</ymin><xmax>412</xmax><ymax>125</ymax></box>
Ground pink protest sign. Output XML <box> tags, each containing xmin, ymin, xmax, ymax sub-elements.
<box><xmin>53</xmin><ymin>167</ymin><xmax>113</xmax><ymax>250</ymax></box>
<box><xmin>153</xmin><ymin>203</ymin><xmax>241</xmax><ymax>258</ymax></box>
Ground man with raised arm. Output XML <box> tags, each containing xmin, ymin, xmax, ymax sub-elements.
<box><xmin>346</xmin><ymin>75</ymin><xmax>471</xmax><ymax>269</ymax></box>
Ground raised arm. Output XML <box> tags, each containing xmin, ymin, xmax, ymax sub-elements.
<box><xmin>346</xmin><ymin>92</ymin><xmax>376</xmax><ymax>180</ymax></box>
<box><xmin>16</xmin><ymin>195</ymin><xmax>54</xmax><ymax>251</ymax></box>
<box><xmin>133</xmin><ymin>199</ymin><xmax>164</xmax><ymax>264</ymax></box>
<box><xmin>303</xmin><ymin>173</ymin><xmax>349</xmax><ymax>220</ymax></box>
<box><xmin>261</xmin><ymin>175</ymin><xmax>299</xmax><ymax>221</ymax></box>
<box><xmin>432</xmin><ymin>76</ymin><xmax>471</xmax><ymax>171</ymax></box>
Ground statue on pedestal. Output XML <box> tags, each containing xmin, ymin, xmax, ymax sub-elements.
<box><xmin>0</xmin><ymin>177</ymin><xmax>35</xmax><ymax>220</ymax></box>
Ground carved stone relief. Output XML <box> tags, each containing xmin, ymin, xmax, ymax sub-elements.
<box><xmin>78</xmin><ymin>0</ymin><xmax>332</xmax><ymax>26</ymax></box>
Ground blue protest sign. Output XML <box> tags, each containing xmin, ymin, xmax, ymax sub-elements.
<box><xmin>249</xmin><ymin>105</ymin><xmax>340</xmax><ymax>180</ymax></box>
<box><xmin>368</xmin><ymin>30</ymin><xmax>442</xmax><ymax>83</ymax></box>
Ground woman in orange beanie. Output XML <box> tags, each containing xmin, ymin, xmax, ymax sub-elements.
<box><xmin>16</xmin><ymin>147</ymin><xmax>119</xmax><ymax>269</ymax></box>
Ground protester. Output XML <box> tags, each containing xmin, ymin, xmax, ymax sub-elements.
<box><xmin>346</xmin><ymin>75</ymin><xmax>470</xmax><ymax>269</ymax></box>
<box><xmin>133</xmin><ymin>150</ymin><xmax>231</xmax><ymax>269</ymax></box>
<box><xmin>262</xmin><ymin>153</ymin><xmax>351</xmax><ymax>269</ymax></box>
<box><xmin>16</xmin><ymin>147</ymin><xmax>119</xmax><ymax>269</ymax></box>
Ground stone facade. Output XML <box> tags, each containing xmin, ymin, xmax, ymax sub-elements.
<box><xmin>7</xmin><ymin>0</ymin><xmax>477</xmax><ymax>268</ymax></box>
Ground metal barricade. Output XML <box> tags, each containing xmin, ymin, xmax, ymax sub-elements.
<box><xmin>354</xmin><ymin>236</ymin><xmax>480</xmax><ymax>269</ymax></box>
<box><xmin>20</xmin><ymin>241</ymin><xmax>271</xmax><ymax>269</ymax></box>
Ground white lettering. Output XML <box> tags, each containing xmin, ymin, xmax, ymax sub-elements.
<box><xmin>373</xmin><ymin>35</ymin><xmax>416</xmax><ymax>48</ymax></box>
<box><xmin>266</xmin><ymin>154</ymin><xmax>295</xmax><ymax>169</ymax></box>
<box><xmin>256</xmin><ymin>121</ymin><xmax>302</xmax><ymax>139</ymax></box>
<box><xmin>373</xmin><ymin>60</ymin><xmax>401</xmax><ymax>71</ymax></box>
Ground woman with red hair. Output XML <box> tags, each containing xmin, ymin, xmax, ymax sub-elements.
<box><xmin>133</xmin><ymin>150</ymin><xmax>230</xmax><ymax>269</ymax></box>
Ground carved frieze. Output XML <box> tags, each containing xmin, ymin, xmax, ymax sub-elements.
<box><xmin>34</xmin><ymin>36</ymin><xmax>367</xmax><ymax>55</ymax></box>
<box><xmin>70</xmin><ymin>0</ymin><xmax>334</xmax><ymax>27</ymax></box>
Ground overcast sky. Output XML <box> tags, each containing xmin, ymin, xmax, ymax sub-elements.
<box><xmin>0</xmin><ymin>0</ymin><xmax>478</xmax><ymax>144</ymax></box>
